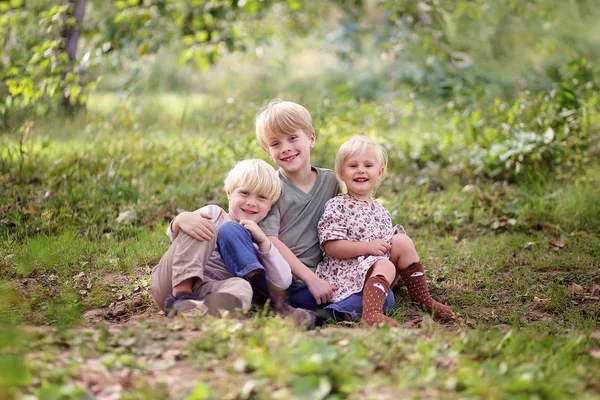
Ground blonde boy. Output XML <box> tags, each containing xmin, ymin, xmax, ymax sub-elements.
<box><xmin>254</xmin><ymin>99</ymin><xmax>455</xmax><ymax>322</ymax></box>
<box><xmin>151</xmin><ymin>159</ymin><xmax>294</xmax><ymax>318</ymax></box>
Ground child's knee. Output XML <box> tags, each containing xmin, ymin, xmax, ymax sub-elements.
<box><xmin>217</xmin><ymin>221</ymin><xmax>250</xmax><ymax>239</ymax></box>
<box><xmin>391</xmin><ymin>233</ymin><xmax>415</xmax><ymax>251</ymax></box>
<box><xmin>375</xmin><ymin>259</ymin><xmax>395</xmax><ymax>273</ymax></box>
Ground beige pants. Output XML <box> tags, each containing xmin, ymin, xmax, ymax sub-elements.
<box><xmin>150</xmin><ymin>232</ymin><xmax>252</xmax><ymax>313</ymax></box>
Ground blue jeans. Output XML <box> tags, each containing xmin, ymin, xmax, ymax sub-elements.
<box><xmin>324</xmin><ymin>291</ymin><xmax>395</xmax><ymax>321</ymax></box>
<box><xmin>217</xmin><ymin>222</ymin><xmax>322</xmax><ymax>310</ymax></box>
<box><xmin>216</xmin><ymin>221</ymin><xmax>265</xmax><ymax>278</ymax></box>
<box><xmin>287</xmin><ymin>284</ymin><xmax>320</xmax><ymax>310</ymax></box>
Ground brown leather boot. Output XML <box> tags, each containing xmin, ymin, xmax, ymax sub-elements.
<box><xmin>399</xmin><ymin>262</ymin><xmax>455</xmax><ymax>322</ymax></box>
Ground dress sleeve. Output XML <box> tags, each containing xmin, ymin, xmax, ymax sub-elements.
<box><xmin>317</xmin><ymin>197</ymin><xmax>349</xmax><ymax>245</ymax></box>
<box><xmin>256</xmin><ymin>242</ymin><xmax>292</xmax><ymax>290</ymax></box>
<box><xmin>258</xmin><ymin>201</ymin><xmax>280</xmax><ymax>237</ymax></box>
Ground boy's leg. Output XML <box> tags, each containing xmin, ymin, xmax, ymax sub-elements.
<box><xmin>191</xmin><ymin>278</ymin><xmax>253</xmax><ymax>316</ymax></box>
<box><xmin>217</xmin><ymin>221</ymin><xmax>318</xmax><ymax>327</ymax></box>
<box><xmin>151</xmin><ymin>231</ymin><xmax>215</xmax><ymax>312</ymax></box>
<box><xmin>216</xmin><ymin>221</ymin><xmax>265</xmax><ymax>278</ymax></box>
<box><xmin>287</xmin><ymin>284</ymin><xmax>320</xmax><ymax>310</ymax></box>
<box><xmin>390</xmin><ymin>234</ymin><xmax>455</xmax><ymax>321</ymax></box>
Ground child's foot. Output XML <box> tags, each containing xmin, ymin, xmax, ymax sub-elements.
<box><xmin>399</xmin><ymin>262</ymin><xmax>455</xmax><ymax>322</ymax></box>
<box><xmin>362</xmin><ymin>275</ymin><xmax>400</xmax><ymax>327</ymax></box>
<box><xmin>164</xmin><ymin>292</ymin><xmax>204</xmax><ymax>318</ymax></box>
<box><xmin>268</xmin><ymin>286</ymin><xmax>321</xmax><ymax>329</ymax></box>
<box><xmin>164</xmin><ymin>292</ymin><xmax>243</xmax><ymax>318</ymax></box>
<box><xmin>362</xmin><ymin>312</ymin><xmax>400</xmax><ymax>327</ymax></box>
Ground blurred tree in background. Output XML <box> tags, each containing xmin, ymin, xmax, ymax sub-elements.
<box><xmin>0</xmin><ymin>0</ymin><xmax>309</xmax><ymax>128</ymax></box>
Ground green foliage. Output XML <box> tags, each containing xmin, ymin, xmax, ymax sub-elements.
<box><xmin>379</xmin><ymin>0</ymin><xmax>600</xmax><ymax>102</ymax></box>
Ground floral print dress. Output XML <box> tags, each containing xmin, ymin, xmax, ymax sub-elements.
<box><xmin>316</xmin><ymin>193</ymin><xmax>405</xmax><ymax>303</ymax></box>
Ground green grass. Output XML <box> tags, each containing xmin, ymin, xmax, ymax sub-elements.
<box><xmin>1</xmin><ymin>91</ymin><xmax>599</xmax><ymax>398</ymax></box>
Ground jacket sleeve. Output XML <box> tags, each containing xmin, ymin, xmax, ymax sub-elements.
<box><xmin>256</xmin><ymin>241</ymin><xmax>292</xmax><ymax>290</ymax></box>
<box><xmin>166</xmin><ymin>205</ymin><xmax>222</xmax><ymax>242</ymax></box>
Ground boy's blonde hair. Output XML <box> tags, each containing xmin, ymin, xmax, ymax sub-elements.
<box><xmin>224</xmin><ymin>159</ymin><xmax>283</xmax><ymax>204</ymax></box>
<box><xmin>255</xmin><ymin>98</ymin><xmax>314</xmax><ymax>150</ymax></box>
<box><xmin>335</xmin><ymin>135</ymin><xmax>388</xmax><ymax>182</ymax></box>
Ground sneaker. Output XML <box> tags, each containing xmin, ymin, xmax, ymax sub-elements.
<box><xmin>164</xmin><ymin>292</ymin><xmax>205</xmax><ymax>318</ymax></box>
<box><xmin>165</xmin><ymin>291</ymin><xmax>244</xmax><ymax>318</ymax></box>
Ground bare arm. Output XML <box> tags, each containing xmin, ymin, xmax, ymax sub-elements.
<box><xmin>323</xmin><ymin>239</ymin><xmax>390</xmax><ymax>258</ymax></box>
<box><xmin>268</xmin><ymin>236</ymin><xmax>336</xmax><ymax>304</ymax></box>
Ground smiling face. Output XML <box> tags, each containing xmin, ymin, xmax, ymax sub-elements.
<box><xmin>338</xmin><ymin>145</ymin><xmax>385</xmax><ymax>200</ymax></box>
<box><xmin>266</xmin><ymin>129</ymin><xmax>315</xmax><ymax>175</ymax></box>
<box><xmin>227</xmin><ymin>187</ymin><xmax>272</xmax><ymax>223</ymax></box>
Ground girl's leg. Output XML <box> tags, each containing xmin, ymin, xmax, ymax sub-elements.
<box><xmin>362</xmin><ymin>259</ymin><xmax>399</xmax><ymax>327</ymax></box>
<box><xmin>390</xmin><ymin>234</ymin><xmax>454</xmax><ymax>321</ymax></box>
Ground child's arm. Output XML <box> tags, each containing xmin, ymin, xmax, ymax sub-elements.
<box><xmin>268</xmin><ymin>236</ymin><xmax>336</xmax><ymax>305</ymax></box>
<box><xmin>240</xmin><ymin>220</ymin><xmax>292</xmax><ymax>290</ymax></box>
<box><xmin>239</xmin><ymin>220</ymin><xmax>271</xmax><ymax>253</ymax></box>
<box><xmin>322</xmin><ymin>239</ymin><xmax>391</xmax><ymax>259</ymax></box>
<box><xmin>168</xmin><ymin>207</ymin><xmax>216</xmax><ymax>242</ymax></box>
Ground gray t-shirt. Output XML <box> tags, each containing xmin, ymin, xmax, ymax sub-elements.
<box><xmin>260</xmin><ymin>167</ymin><xmax>339</xmax><ymax>276</ymax></box>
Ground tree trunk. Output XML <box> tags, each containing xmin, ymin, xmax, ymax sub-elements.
<box><xmin>61</xmin><ymin>0</ymin><xmax>87</xmax><ymax>112</ymax></box>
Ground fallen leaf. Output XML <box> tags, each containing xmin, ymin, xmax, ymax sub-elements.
<box><xmin>524</xmin><ymin>242</ymin><xmax>536</xmax><ymax>248</ymax></box>
<box><xmin>116</xmin><ymin>209</ymin><xmax>138</xmax><ymax>225</ymax></box>
<box><xmin>586</xmin><ymin>348</ymin><xmax>600</xmax><ymax>359</ymax></box>
<box><xmin>590</xmin><ymin>285</ymin><xmax>600</xmax><ymax>297</ymax></box>
<box><xmin>591</xmin><ymin>331</ymin><xmax>600</xmax><ymax>343</ymax></box>
<box><xmin>548</xmin><ymin>238</ymin><xmax>565</xmax><ymax>248</ymax></box>
<box><xmin>534</xmin><ymin>296</ymin><xmax>551</xmax><ymax>304</ymax></box>
<box><xmin>569</xmin><ymin>283</ymin><xmax>584</xmax><ymax>296</ymax></box>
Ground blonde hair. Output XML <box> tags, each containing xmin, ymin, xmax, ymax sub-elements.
<box><xmin>255</xmin><ymin>98</ymin><xmax>314</xmax><ymax>150</ymax></box>
<box><xmin>335</xmin><ymin>135</ymin><xmax>388</xmax><ymax>182</ymax></box>
<box><xmin>224</xmin><ymin>159</ymin><xmax>283</xmax><ymax>204</ymax></box>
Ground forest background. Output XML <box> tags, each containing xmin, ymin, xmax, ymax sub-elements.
<box><xmin>1</xmin><ymin>0</ymin><xmax>599</xmax><ymax>398</ymax></box>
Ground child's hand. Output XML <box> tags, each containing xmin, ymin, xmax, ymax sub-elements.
<box><xmin>239</xmin><ymin>220</ymin><xmax>269</xmax><ymax>247</ymax></box>
<box><xmin>363</xmin><ymin>239</ymin><xmax>391</xmax><ymax>256</ymax></box>
<box><xmin>173</xmin><ymin>211</ymin><xmax>214</xmax><ymax>241</ymax></box>
<box><xmin>306</xmin><ymin>275</ymin><xmax>338</xmax><ymax>304</ymax></box>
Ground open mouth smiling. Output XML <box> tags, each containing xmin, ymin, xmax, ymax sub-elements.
<box><xmin>281</xmin><ymin>154</ymin><xmax>298</xmax><ymax>162</ymax></box>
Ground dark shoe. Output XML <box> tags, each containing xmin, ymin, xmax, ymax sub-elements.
<box><xmin>165</xmin><ymin>291</ymin><xmax>245</xmax><ymax>319</ymax></box>
<box><xmin>164</xmin><ymin>292</ymin><xmax>204</xmax><ymax>318</ymax></box>
<box><xmin>290</xmin><ymin>309</ymin><xmax>324</xmax><ymax>330</ymax></box>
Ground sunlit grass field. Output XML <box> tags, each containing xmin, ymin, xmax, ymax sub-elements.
<box><xmin>1</xmin><ymin>86</ymin><xmax>599</xmax><ymax>397</ymax></box>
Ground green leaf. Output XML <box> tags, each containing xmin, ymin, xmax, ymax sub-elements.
<box><xmin>188</xmin><ymin>382</ymin><xmax>211</xmax><ymax>400</ymax></box>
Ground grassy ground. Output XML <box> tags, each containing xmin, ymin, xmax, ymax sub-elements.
<box><xmin>1</xmin><ymin>93</ymin><xmax>599</xmax><ymax>399</ymax></box>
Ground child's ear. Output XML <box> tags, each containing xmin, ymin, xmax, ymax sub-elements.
<box><xmin>309</xmin><ymin>131</ymin><xmax>316</xmax><ymax>149</ymax></box>
<box><xmin>378</xmin><ymin>166</ymin><xmax>385</xmax><ymax>180</ymax></box>
<box><xmin>226</xmin><ymin>191</ymin><xmax>232</xmax><ymax>201</ymax></box>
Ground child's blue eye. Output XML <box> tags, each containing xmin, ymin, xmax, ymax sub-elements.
<box><xmin>290</xmin><ymin>136</ymin><xmax>297</xmax><ymax>141</ymax></box>
<box><xmin>270</xmin><ymin>142</ymin><xmax>279</xmax><ymax>147</ymax></box>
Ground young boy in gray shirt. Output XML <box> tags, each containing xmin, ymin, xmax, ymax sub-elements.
<box><xmin>254</xmin><ymin>99</ymin><xmax>455</xmax><ymax>323</ymax></box>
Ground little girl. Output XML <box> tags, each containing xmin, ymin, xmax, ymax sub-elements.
<box><xmin>316</xmin><ymin>136</ymin><xmax>454</xmax><ymax>326</ymax></box>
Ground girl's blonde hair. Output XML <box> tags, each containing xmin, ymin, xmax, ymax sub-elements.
<box><xmin>335</xmin><ymin>135</ymin><xmax>388</xmax><ymax>183</ymax></box>
<box><xmin>224</xmin><ymin>159</ymin><xmax>283</xmax><ymax>204</ymax></box>
<box><xmin>255</xmin><ymin>98</ymin><xmax>314</xmax><ymax>150</ymax></box>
